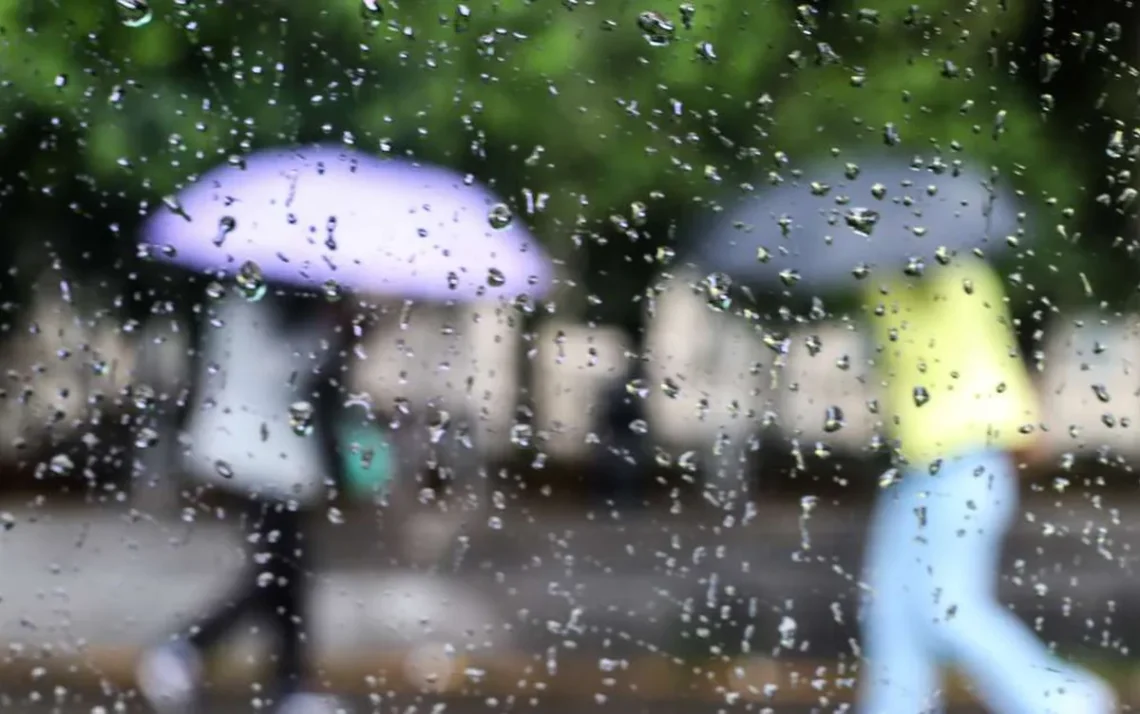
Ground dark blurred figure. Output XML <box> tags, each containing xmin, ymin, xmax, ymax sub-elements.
<box><xmin>593</xmin><ymin>364</ymin><xmax>652</xmax><ymax>507</ymax></box>
<box><xmin>136</xmin><ymin>288</ymin><xmax>351</xmax><ymax>714</ymax></box>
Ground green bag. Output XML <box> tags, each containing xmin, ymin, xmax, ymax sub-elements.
<box><xmin>337</xmin><ymin>416</ymin><xmax>396</xmax><ymax>498</ymax></box>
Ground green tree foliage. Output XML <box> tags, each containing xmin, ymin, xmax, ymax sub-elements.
<box><xmin>0</xmin><ymin>0</ymin><xmax>1125</xmax><ymax>312</ymax></box>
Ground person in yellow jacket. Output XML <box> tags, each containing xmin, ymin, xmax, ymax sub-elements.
<box><xmin>857</xmin><ymin>255</ymin><xmax>1116</xmax><ymax>714</ymax></box>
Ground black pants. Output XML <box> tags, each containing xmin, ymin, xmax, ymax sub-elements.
<box><xmin>187</xmin><ymin>501</ymin><xmax>309</xmax><ymax>694</ymax></box>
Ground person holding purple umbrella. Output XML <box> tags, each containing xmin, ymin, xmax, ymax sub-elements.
<box><xmin>133</xmin><ymin>145</ymin><xmax>552</xmax><ymax>714</ymax></box>
<box><xmin>137</xmin><ymin>288</ymin><xmax>350</xmax><ymax>714</ymax></box>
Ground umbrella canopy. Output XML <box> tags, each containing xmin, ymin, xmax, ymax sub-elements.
<box><xmin>691</xmin><ymin>156</ymin><xmax>1028</xmax><ymax>294</ymax></box>
<box><xmin>140</xmin><ymin>146</ymin><xmax>554</xmax><ymax>301</ymax></box>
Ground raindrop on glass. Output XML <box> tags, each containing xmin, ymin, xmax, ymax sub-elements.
<box><xmin>913</xmin><ymin>386</ymin><xmax>931</xmax><ymax>407</ymax></box>
<box><xmin>236</xmin><ymin>261</ymin><xmax>267</xmax><ymax>301</ymax></box>
<box><xmin>427</xmin><ymin>410</ymin><xmax>451</xmax><ymax>444</ymax></box>
<box><xmin>823</xmin><ymin>406</ymin><xmax>845</xmax><ymax>433</ymax></box>
<box><xmin>323</xmin><ymin>280</ymin><xmax>343</xmax><ymax>302</ymax></box>
<box><xmin>626</xmin><ymin>378</ymin><xmax>649</xmax><ymax>399</ymax></box>
<box><xmin>702</xmin><ymin>272</ymin><xmax>733</xmax><ymax>311</ymax></box>
<box><xmin>845</xmin><ymin>208</ymin><xmax>879</xmax><ymax>235</ymax></box>
<box><xmin>116</xmin><ymin>0</ymin><xmax>152</xmax><ymax>27</ymax></box>
<box><xmin>214</xmin><ymin>460</ymin><xmax>235</xmax><ymax>479</ymax></box>
<box><xmin>215</xmin><ymin>215</ymin><xmax>236</xmax><ymax>247</ymax></box>
<box><xmin>49</xmin><ymin>453</ymin><xmax>75</xmax><ymax>476</ymax></box>
<box><xmin>487</xmin><ymin>203</ymin><xmax>513</xmax><ymax>229</ymax></box>
<box><xmin>289</xmin><ymin>401</ymin><xmax>315</xmax><ymax>436</ymax></box>
<box><xmin>637</xmin><ymin>11</ymin><xmax>675</xmax><ymax>46</ymax></box>
<box><xmin>1092</xmin><ymin>384</ymin><xmax>1111</xmax><ymax>403</ymax></box>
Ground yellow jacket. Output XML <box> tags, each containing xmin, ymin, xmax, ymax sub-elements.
<box><xmin>864</xmin><ymin>257</ymin><xmax>1039</xmax><ymax>468</ymax></box>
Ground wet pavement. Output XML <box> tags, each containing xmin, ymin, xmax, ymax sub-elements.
<box><xmin>1</xmin><ymin>494</ymin><xmax>1136</xmax><ymax>664</ymax></box>
<box><xmin>0</xmin><ymin>494</ymin><xmax>1137</xmax><ymax>714</ymax></box>
<box><xmin>0</xmin><ymin>687</ymin><xmax>991</xmax><ymax>714</ymax></box>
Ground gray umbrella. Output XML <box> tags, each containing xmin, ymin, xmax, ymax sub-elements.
<box><xmin>692</xmin><ymin>156</ymin><xmax>1029</xmax><ymax>293</ymax></box>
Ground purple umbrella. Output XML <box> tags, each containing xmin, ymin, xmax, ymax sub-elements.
<box><xmin>140</xmin><ymin>146</ymin><xmax>554</xmax><ymax>301</ymax></box>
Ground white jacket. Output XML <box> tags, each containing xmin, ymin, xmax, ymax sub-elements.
<box><xmin>181</xmin><ymin>294</ymin><xmax>336</xmax><ymax>505</ymax></box>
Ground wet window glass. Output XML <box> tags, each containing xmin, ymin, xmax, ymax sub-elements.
<box><xmin>0</xmin><ymin>1</ymin><xmax>1135</xmax><ymax>713</ymax></box>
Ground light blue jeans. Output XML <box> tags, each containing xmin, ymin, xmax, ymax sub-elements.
<box><xmin>858</xmin><ymin>449</ymin><xmax>1111</xmax><ymax>714</ymax></box>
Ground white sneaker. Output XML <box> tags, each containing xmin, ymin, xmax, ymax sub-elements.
<box><xmin>275</xmin><ymin>692</ymin><xmax>349</xmax><ymax>714</ymax></box>
<box><xmin>135</xmin><ymin>641</ymin><xmax>203</xmax><ymax>714</ymax></box>
<box><xmin>1047</xmin><ymin>675</ymin><xmax>1118</xmax><ymax>714</ymax></box>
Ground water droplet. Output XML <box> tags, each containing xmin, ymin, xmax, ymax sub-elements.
<box><xmin>289</xmin><ymin>401</ymin><xmax>315</xmax><ymax>436</ymax></box>
<box><xmin>49</xmin><ymin>453</ymin><xmax>75</xmax><ymax>476</ymax></box>
<box><xmin>823</xmin><ymin>406</ymin><xmax>845</xmax><ymax>433</ymax></box>
<box><xmin>446</xmin><ymin>271</ymin><xmax>460</xmax><ymax>290</ymax></box>
<box><xmin>630</xmin><ymin>201</ymin><xmax>649</xmax><ymax>227</ymax></box>
<box><xmin>779</xmin><ymin>269</ymin><xmax>801</xmax><ymax>287</ymax></box>
<box><xmin>454</xmin><ymin>3</ymin><xmax>472</xmax><ymax>32</ymax></box>
<box><xmin>215</xmin><ymin>215</ymin><xmax>236</xmax><ymax>247</ymax></box>
<box><xmin>794</xmin><ymin>4</ymin><xmax>817</xmax><ymax>36</ymax></box>
<box><xmin>913</xmin><ymin>386</ymin><xmax>930</xmax><ymax>407</ymax></box>
<box><xmin>116</xmin><ymin>0</ymin><xmax>152</xmax><ymax>27</ymax></box>
<box><xmin>844</xmin><ymin>208</ymin><xmax>879</xmax><ymax>235</ymax></box>
<box><xmin>661</xmin><ymin>376</ymin><xmax>680</xmax><ymax>399</ymax></box>
<box><xmin>205</xmin><ymin>281</ymin><xmax>226</xmax><ymax>300</ymax></box>
<box><xmin>702</xmin><ymin>272</ymin><xmax>733</xmax><ymax>312</ymax></box>
<box><xmin>327</xmin><ymin>507</ymin><xmax>345</xmax><ymax>525</ymax></box>
<box><xmin>132</xmin><ymin>384</ymin><xmax>157</xmax><ymax>411</ymax></box>
<box><xmin>625</xmin><ymin>378</ymin><xmax>649</xmax><ymax>399</ymax></box>
<box><xmin>1105</xmin><ymin>131</ymin><xmax>1124</xmax><ymax>159</ymax></box>
<box><xmin>637</xmin><ymin>11</ymin><xmax>675</xmax><ymax>46</ymax></box>
<box><xmin>677</xmin><ymin>451</ymin><xmax>698</xmax><ymax>473</ymax></box>
<box><xmin>236</xmin><ymin>261</ymin><xmax>266</xmax><ymax>301</ymax></box>
<box><xmin>162</xmin><ymin>194</ymin><xmax>190</xmax><ymax>221</ymax></box>
<box><xmin>656</xmin><ymin>246</ymin><xmax>675</xmax><ymax>264</ymax></box>
<box><xmin>487</xmin><ymin>267</ymin><xmax>506</xmax><ymax>287</ymax></box>
<box><xmin>509</xmin><ymin>422</ymin><xmax>533</xmax><ymax>448</ymax></box>
<box><xmin>214</xmin><ymin>460</ymin><xmax>234</xmax><ymax>479</ymax></box>
<box><xmin>1092</xmin><ymin>384</ymin><xmax>1111</xmax><ymax>403</ymax></box>
<box><xmin>323</xmin><ymin>280</ymin><xmax>343</xmax><ymax>302</ymax></box>
<box><xmin>427</xmin><ymin>410</ymin><xmax>451</xmax><ymax>444</ymax></box>
<box><xmin>678</xmin><ymin>2</ymin><xmax>695</xmax><ymax>28</ymax></box>
<box><xmin>487</xmin><ymin>203</ymin><xmax>513</xmax><ymax>229</ymax></box>
<box><xmin>135</xmin><ymin>427</ymin><xmax>159</xmax><ymax>449</ymax></box>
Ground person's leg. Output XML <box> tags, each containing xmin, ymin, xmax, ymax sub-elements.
<box><xmin>186</xmin><ymin>505</ymin><xmax>269</xmax><ymax>651</ymax></box>
<box><xmin>858</xmin><ymin>475</ymin><xmax>944</xmax><ymax>714</ymax></box>
<box><xmin>257</xmin><ymin>502</ymin><xmax>311</xmax><ymax>696</ymax></box>
<box><xmin>913</xmin><ymin>451</ymin><xmax>1113</xmax><ymax>714</ymax></box>
<box><xmin>138</xmin><ymin>502</ymin><xmax>264</xmax><ymax>712</ymax></box>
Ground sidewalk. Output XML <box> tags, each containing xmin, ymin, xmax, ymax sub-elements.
<box><xmin>0</xmin><ymin>498</ymin><xmax>1137</xmax><ymax>703</ymax></box>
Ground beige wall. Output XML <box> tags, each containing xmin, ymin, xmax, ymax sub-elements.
<box><xmin>0</xmin><ymin>295</ymin><xmax>137</xmax><ymax>461</ymax></box>
<box><xmin>6</xmin><ymin>289</ymin><xmax>1140</xmax><ymax>465</ymax></box>
<box><xmin>644</xmin><ymin>269</ymin><xmax>767</xmax><ymax>452</ymax></box>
